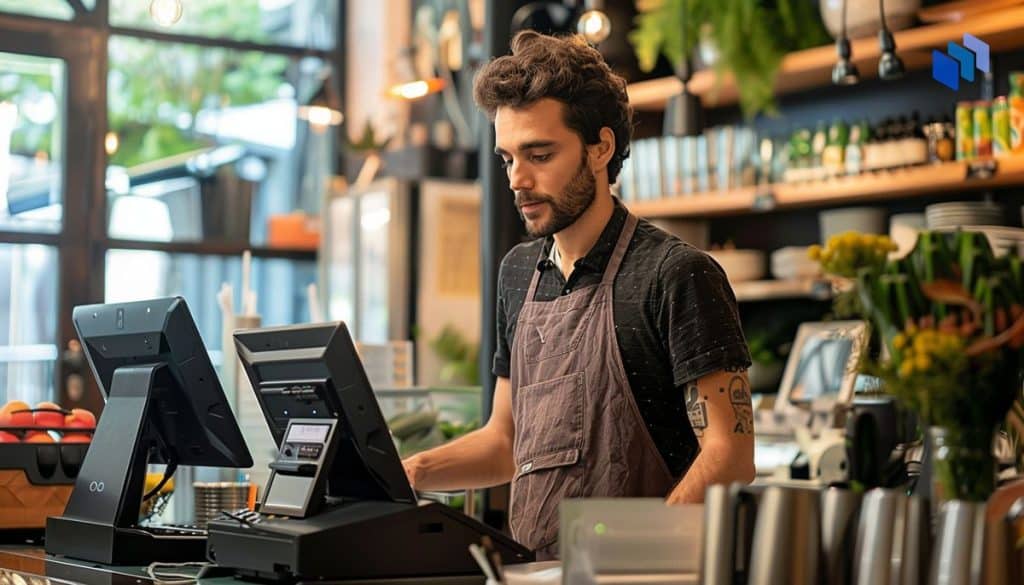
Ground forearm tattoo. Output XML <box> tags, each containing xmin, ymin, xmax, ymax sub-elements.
<box><xmin>685</xmin><ymin>382</ymin><xmax>708</xmax><ymax>438</ymax></box>
<box><xmin>726</xmin><ymin>375</ymin><xmax>754</xmax><ymax>435</ymax></box>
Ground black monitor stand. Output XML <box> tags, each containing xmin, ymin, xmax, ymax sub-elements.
<box><xmin>46</xmin><ymin>364</ymin><xmax>205</xmax><ymax>565</ymax></box>
<box><xmin>208</xmin><ymin>413</ymin><xmax>532</xmax><ymax>582</ymax></box>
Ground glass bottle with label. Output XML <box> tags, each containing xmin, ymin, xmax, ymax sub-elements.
<box><xmin>823</xmin><ymin>119</ymin><xmax>848</xmax><ymax>177</ymax></box>
<box><xmin>844</xmin><ymin>120</ymin><xmax>867</xmax><ymax>176</ymax></box>
<box><xmin>811</xmin><ymin>120</ymin><xmax>828</xmax><ymax>180</ymax></box>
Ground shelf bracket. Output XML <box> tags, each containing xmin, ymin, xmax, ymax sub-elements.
<box><xmin>751</xmin><ymin>187</ymin><xmax>777</xmax><ymax>212</ymax></box>
<box><xmin>965</xmin><ymin>159</ymin><xmax>998</xmax><ymax>180</ymax></box>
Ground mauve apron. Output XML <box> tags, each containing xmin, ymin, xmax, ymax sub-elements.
<box><xmin>508</xmin><ymin>212</ymin><xmax>676</xmax><ymax>560</ymax></box>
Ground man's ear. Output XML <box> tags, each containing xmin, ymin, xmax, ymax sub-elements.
<box><xmin>587</xmin><ymin>127</ymin><xmax>616</xmax><ymax>174</ymax></box>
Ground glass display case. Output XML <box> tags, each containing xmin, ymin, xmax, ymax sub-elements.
<box><xmin>320</xmin><ymin>177</ymin><xmax>412</xmax><ymax>344</ymax></box>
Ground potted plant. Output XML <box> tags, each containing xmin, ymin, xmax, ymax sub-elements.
<box><xmin>628</xmin><ymin>0</ymin><xmax>830</xmax><ymax>118</ymax></box>
<box><xmin>809</xmin><ymin>230</ymin><xmax>1024</xmax><ymax>504</ymax></box>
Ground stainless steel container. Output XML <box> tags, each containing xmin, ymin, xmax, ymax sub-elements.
<box><xmin>748</xmin><ymin>485</ymin><xmax>822</xmax><ymax>585</ymax></box>
<box><xmin>821</xmin><ymin>487</ymin><xmax>862</xmax><ymax>585</ymax></box>
<box><xmin>855</xmin><ymin>488</ymin><xmax>929</xmax><ymax>585</ymax></box>
<box><xmin>193</xmin><ymin>481</ymin><xmax>251</xmax><ymax>528</ymax></box>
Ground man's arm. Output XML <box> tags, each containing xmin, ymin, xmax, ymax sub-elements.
<box><xmin>402</xmin><ymin>376</ymin><xmax>516</xmax><ymax>491</ymax></box>
<box><xmin>666</xmin><ymin>369</ymin><xmax>755</xmax><ymax>505</ymax></box>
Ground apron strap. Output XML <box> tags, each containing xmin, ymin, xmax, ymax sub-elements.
<box><xmin>601</xmin><ymin>213</ymin><xmax>638</xmax><ymax>286</ymax></box>
<box><xmin>525</xmin><ymin>242</ymin><xmax>548</xmax><ymax>302</ymax></box>
<box><xmin>525</xmin><ymin>211</ymin><xmax>638</xmax><ymax>298</ymax></box>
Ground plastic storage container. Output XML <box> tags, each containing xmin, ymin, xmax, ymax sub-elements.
<box><xmin>560</xmin><ymin>498</ymin><xmax>703</xmax><ymax>577</ymax></box>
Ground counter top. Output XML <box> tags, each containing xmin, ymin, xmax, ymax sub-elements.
<box><xmin>0</xmin><ymin>547</ymin><xmax>698</xmax><ymax>585</ymax></box>
<box><xmin>0</xmin><ymin>547</ymin><xmax>486</xmax><ymax>585</ymax></box>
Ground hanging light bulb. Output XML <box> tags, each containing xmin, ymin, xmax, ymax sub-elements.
<box><xmin>298</xmin><ymin>67</ymin><xmax>344</xmax><ymax>133</ymax></box>
<box><xmin>386</xmin><ymin>47</ymin><xmax>445</xmax><ymax>101</ymax></box>
<box><xmin>150</xmin><ymin>0</ymin><xmax>183</xmax><ymax>27</ymax></box>
<box><xmin>104</xmin><ymin>131</ymin><xmax>120</xmax><ymax>156</ymax></box>
<box><xmin>577</xmin><ymin>9</ymin><xmax>611</xmax><ymax>44</ymax></box>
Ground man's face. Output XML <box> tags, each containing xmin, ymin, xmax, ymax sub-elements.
<box><xmin>494</xmin><ymin>99</ymin><xmax>596</xmax><ymax>238</ymax></box>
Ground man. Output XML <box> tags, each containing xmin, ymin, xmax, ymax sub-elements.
<box><xmin>402</xmin><ymin>30</ymin><xmax>755</xmax><ymax>559</ymax></box>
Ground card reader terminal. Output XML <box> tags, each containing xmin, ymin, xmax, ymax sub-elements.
<box><xmin>261</xmin><ymin>419</ymin><xmax>339</xmax><ymax>518</ymax></box>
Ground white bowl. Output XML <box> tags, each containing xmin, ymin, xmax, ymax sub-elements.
<box><xmin>502</xmin><ymin>561</ymin><xmax>561</xmax><ymax>585</ymax></box>
<box><xmin>771</xmin><ymin>246</ymin><xmax>823</xmax><ymax>280</ymax></box>
<box><xmin>708</xmin><ymin>249</ymin><xmax>765</xmax><ymax>283</ymax></box>
<box><xmin>820</xmin><ymin>0</ymin><xmax>920</xmax><ymax>39</ymax></box>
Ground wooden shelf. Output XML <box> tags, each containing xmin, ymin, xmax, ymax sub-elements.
<box><xmin>732</xmin><ymin>279</ymin><xmax>832</xmax><ymax>303</ymax></box>
<box><xmin>104</xmin><ymin>238</ymin><xmax>318</xmax><ymax>261</ymax></box>
<box><xmin>627</xmin><ymin>156</ymin><xmax>1024</xmax><ymax>219</ymax></box>
<box><xmin>627</xmin><ymin>6</ymin><xmax>1024</xmax><ymax>110</ymax></box>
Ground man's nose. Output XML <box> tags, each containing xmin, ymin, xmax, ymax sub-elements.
<box><xmin>507</xmin><ymin>160</ymin><xmax>535</xmax><ymax>193</ymax></box>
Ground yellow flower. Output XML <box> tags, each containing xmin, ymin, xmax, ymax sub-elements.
<box><xmin>913</xmin><ymin>335</ymin><xmax>929</xmax><ymax>353</ymax></box>
<box><xmin>808</xmin><ymin>245</ymin><xmax>822</xmax><ymax>260</ymax></box>
<box><xmin>914</xmin><ymin>354</ymin><xmax>932</xmax><ymax>371</ymax></box>
<box><xmin>893</xmin><ymin>334</ymin><xmax>907</xmax><ymax>350</ymax></box>
<box><xmin>899</xmin><ymin>361</ymin><xmax>914</xmax><ymax>379</ymax></box>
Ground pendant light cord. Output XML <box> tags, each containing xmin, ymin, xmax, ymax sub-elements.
<box><xmin>679</xmin><ymin>0</ymin><xmax>689</xmax><ymax>83</ymax></box>
<box><xmin>842</xmin><ymin>0</ymin><xmax>848</xmax><ymax>38</ymax></box>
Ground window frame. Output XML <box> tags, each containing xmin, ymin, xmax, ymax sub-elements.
<box><xmin>0</xmin><ymin>0</ymin><xmax>345</xmax><ymax>413</ymax></box>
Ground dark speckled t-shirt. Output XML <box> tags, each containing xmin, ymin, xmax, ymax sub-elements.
<box><xmin>492</xmin><ymin>200</ymin><xmax>751</xmax><ymax>477</ymax></box>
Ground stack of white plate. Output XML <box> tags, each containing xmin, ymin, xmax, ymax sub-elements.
<box><xmin>925</xmin><ymin>201</ymin><xmax>1004</xmax><ymax>229</ymax></box>
<box><xmin>707</xmin><ymin>249</ymin><xmax>765</xmax><ymax>283</ymax></box>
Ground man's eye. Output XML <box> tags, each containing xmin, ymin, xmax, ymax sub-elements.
<box><xmin>532</xmin><ymin>153</ymin><xmax>552</xmax><ymax>163</ymax></box>
<box><xmin>499</xmin><ymin>158</ymin><xmax>512</xmax><ymax>169</ymax></box>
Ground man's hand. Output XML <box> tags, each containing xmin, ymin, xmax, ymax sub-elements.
<box><xmin>397</xmin><ymin>377</ymin><xmax>516</xmax><ymax>492</ymax></box>
<box><xmin>403</xmin><ymin>452</ymin><xmax>426</xmax><ymax>490</ymax></box>
<box><xmin>666</xmin><ymin>369</ymin><xmax>755</xmax><ymax>505</ymax></box>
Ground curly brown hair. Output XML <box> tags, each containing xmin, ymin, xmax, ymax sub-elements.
<box><xmin>473</xmin><ymin>30</ymin><xmax>633</xmax><ymax>184</ymax></box>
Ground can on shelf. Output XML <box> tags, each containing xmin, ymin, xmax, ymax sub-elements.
<box><xmin>973</xmin><ymin>100</ymin><xmax>993</xmax><ymax>158</ymax></box>
<box><xmin>1010</xmin><ymin>72</ymin><xmax>1024</xmax><ymax>153</ymax></box>
<box><xmin>994</xmin><ymin>96</ymin><xmax>1012</xmax><ymax>157</ymax></box>
<box><xmin>956</xmin><ymin>101</ymin><xmax>974</xmax><ymax>160</ymax></box>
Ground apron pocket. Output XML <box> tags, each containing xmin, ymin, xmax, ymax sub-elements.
<box><xmin>509</xmin><ymin>447</ymin><xmax>582</xmax><ymax>552</ymax></box>
<box><xmin>515</xmin><ymin>447</ymin><xmax>581</xmax><ymax>480</ymax></box>
<box><xmin>513</xmin><ymin>371</ymin><xmax>585</xmax><ymax>457</ymax></box>
<box><xmin>521</xmin><ymin>302</ymin><xmax>601</xmax><ymax>364</ymax></box>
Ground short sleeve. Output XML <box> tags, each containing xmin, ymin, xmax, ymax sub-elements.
<box><xmin>655</xmin><ymin>244</ymin><xmax>752</xmax><ymax>386</ymax></box>
<box><xmin>492</xmin><ymin>258</ymin><xmax>512</xmax><ymax>378</ymax></box>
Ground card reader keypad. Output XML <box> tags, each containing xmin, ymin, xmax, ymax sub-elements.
<box><xmin>297</xmin><ymin>444</ymin><xmax>322</xmax><ymax>459</ymax></box>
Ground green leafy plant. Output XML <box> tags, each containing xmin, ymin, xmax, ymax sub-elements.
<box><xmin>345</xmin><ymin>119</ymin><xmax>393</xmax><ymax>154</ymax></box>
<box><xmin>429</xmin><ymin>324</ymin><xmax>479</xmax><ymax>386</ymax></box>
<box><xmin>746</xmin><ymin>331</ymin><xmax>781</xmax><ymax>365</ymax></box>
<box><xmin>629</xmin><ymin>0</ymin><xmax>830</xmax><ymax>118</ymax></box>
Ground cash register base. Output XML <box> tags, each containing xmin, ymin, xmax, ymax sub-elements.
<box><xmin>207</xmin><ymin>500</ymin><xmax>528</xmax><ymax>582</ymax></box>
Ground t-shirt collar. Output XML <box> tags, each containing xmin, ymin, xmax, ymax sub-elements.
<box><xmin>536</xmin><ymin>199</ymin><xmax>627</xmax><ymax>273</ymax></box>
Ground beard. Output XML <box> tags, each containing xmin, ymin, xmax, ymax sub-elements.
<box><xmin>515</xmin><ymin>157</ymin><xmax>597</xmax><ymax>238</ymax></box>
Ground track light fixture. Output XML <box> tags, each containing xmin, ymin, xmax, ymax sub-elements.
<box><xmin>877</xmin><ymin>0</ymin><xmax>905</xmax><ymax>81</ymax></box>
<box><xmin>832</xmin><ymin>0</ymin><xmax>860</xmax><ymax>86</ymax></box>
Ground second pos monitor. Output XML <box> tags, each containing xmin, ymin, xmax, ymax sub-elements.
<box><xmin>233</xmin><ymin>322</ymin><xmax>416</xmax><ymax>506</ymax></box>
